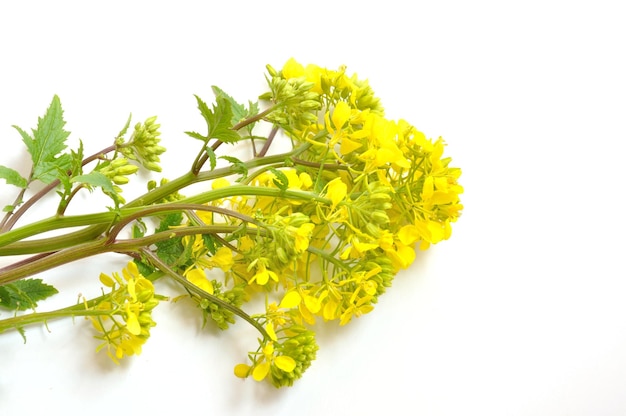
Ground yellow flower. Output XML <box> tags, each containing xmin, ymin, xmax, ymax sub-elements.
<box><xmin>249</xmin><ymin>263</ymin><xmax>278</xmax><ymax>286</ymax></box>
<box><xmin>339</xmin><ymin>297</ymin><xmax>374</xmax><ymax>326</ymax></box>
<box><xmin>278</xmin><ymin>288</ymin><xmax>324</xmax><ymax>325</ymax></box>
<box><xmin>235</xmin><ymin>341</ymin><xmax>297</xmax><ymax>382</ymax></box>
<box><xmin>331</xmin><ymin>101</ymin><xmax>351</xmax><ymax>130</ymax></box>
<box><xmin>185</xmin><ymin>267</ymin><xmax>214</xmax><ymax>294</ymax></box>
<box><xmin>325</xmin><ymin>178</ymin><xmax>347</xmax><ymax>209</ymax></box>
<box><xmin>340</xmin><ymin>235</ymin><xmax>379</xmax><ymax>260</ymax></box>
<box><xmin>209</xmin><ymin>247</ymin><xmax>234</xmax><ymax>271</ymax></box>
<box><xmin>255</xmin><ymin>342</ymin><xmax>297</xmax><ymax>381</ymax></box>
<box><xmin>292</xmin><ymin>223</ymin><xmax>315</xmax><ymax>253</ymax></box>
<box><xmin>91</xmin><ymin>262</ymin><xmax>159</xmax><ymax>364</ymax></box>
<box><xmin>282</xmin><ymin>58</ymin><xmax>305</xmax><ymax>79</ymax></box>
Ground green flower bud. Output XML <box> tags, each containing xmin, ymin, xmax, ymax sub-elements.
<box><xmin>276</xmin><ymin>247</ymin><xmax>289</xmax><ymax>264</ymax></box>
<box><xmin>111</xmin><ymin>157</ymin><xmax>130</xmax><ymax>168</ymax></box>
<box><xmin>266</xmin><ymin>64</ymin><xmax>278</xmax><ymax>77</ymax></box>
<box><xmin>371</xmin><ymin>210</ymin><xmax>390</xmax><ymax>224</ymax></box>
<box><xmin>116</xmin><ymin>164</ymin><xmax>139</xmax><ymax>176</ymax></box>
<box><xmin>369</xmin><ymin>192</ymin><xmax>391</xmax><ymax>203</ymax></box>
<box><xmin>112</xmin><ymin>176</ymin><xmax>129</xmax><ymax>185</ymax></box>
<box><xmin>365</xmin><ymin>222</ymin><xmax>381</xmax><ymax>238</ymax></box>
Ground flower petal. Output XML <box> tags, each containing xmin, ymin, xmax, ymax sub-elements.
<box><xmin>274</xmin><ymin>356</ymin><xmax>297</xmax><ymax>373</ymax></box>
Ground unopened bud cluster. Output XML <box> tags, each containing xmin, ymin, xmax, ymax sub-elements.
<box><xmin>261</xmin><ymin>64</ymin><xmax>322</xmax><ymax>129</ymax></box>
<box><xmin>118</xmin><ymin>116</ymin><xmax>166</xmax><ymax>172</ymax></box>
<box><xmin>97</xmin><ymin>157</ymin><xmax>139</xmax><ymax>185</ymax></box>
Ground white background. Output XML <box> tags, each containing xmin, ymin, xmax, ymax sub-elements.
<box><xmin>1</xmin><ymin>1</ymin><xmax>625</xmax><ymax>415</ymax></box>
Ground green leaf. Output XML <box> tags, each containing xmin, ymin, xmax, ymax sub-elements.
<box><xmin>211</xmin><ymin>86</ymin><xmax>247</xmax><ymax>125</ymax></box>
<box><xmin>17</xmin><ymin>95</ymin><xmax>71</xmax><ymax>183</ymax></box>
<box><xmin>155</xmin><ymin>212</ymin><xmax>186</xmax><ymax>265</ymax></box>
<box><xmin>205</xmin><ymin>145</ymin><xmax>217</xmax><ymax>171</ymax></box>
<box><xmin>0</xmin><ymin>165</ymin><xmax>28</xmax><ymax>188</ymax></box>
<box><xmin>134</xmin><ymin>259</ymin><xmax>156</xmax><ymax>281</ymax></box>
<box><xmin>185</xmin><ymin>131</ymin><xmax>206</xmax><ymax>141</ymax></box>
<box><xmin>71</xmin><ymin>171</ymin><xmax>116</xmax><ymax>194</ymax></box>
<box><xmin>202</xmin><ymin>234</ymin><xmax>218</xmax><ymax>255</ymax></box>
<box><xmin>71</xmin><ymin>171</ymin><xmax>123</xmax><ymax>206</ymax></box>
<box><xmin>189</xmin><ymin>94</ymin><xmax>241</xmax><ymax>144</ymax></box>
<box><xmin>269</xmin><ymin>168</ymin><xmax>289</xmax><ymax>191</ymax></box>
<box><xmin>0</xmin><ymin>279</ymin><xmax>59</xmax><ymax>311</ymax></box>
<box><xmin>219</xmin><ymin>156</ymin><xmax>248</xmax><ymax>182</ymax></box>
<box><xmin>32</xmin><ymin>154</ymin><xmax>73</xmax><ymax>184</ymax></box>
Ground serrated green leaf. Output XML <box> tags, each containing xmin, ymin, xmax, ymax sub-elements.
<box><xmin>134</xmin><ymin>259</ymin><xmax>156</xmax><ymax>281</ymax></box>
<box><xmin>202</xmin><ymin>234</ymin><xmax>218</xmax><ymax>255</ymax></box>
<box><xmin>18</xmin><ymin>95</ymin><xmax>71</xmax><ymax>183</ymax></box>
<box><xmin>33</xmin><ymin>154</ymin><xmax>73</xmax><ymax>184</ymax></box>
<box><xmin>185</xmin><ymin>131</ymin><xmax>207</xmax><ymax>141</ymax></box>
<box><xmin>0</xmin><ymin>279</ymin><xmax>59</xmax><ymax>311</ymax></box>
<box><xmin>269</xmin><ymin>168</ymin><xmax>289</xmax><ymax>191</ymax></box>
<box><xmin>0</xmin><ymin>165</ymin><xmax>28</xmax><ymax>188</ymax></box>
<box><xmin>248</xmin><ymin>100</ymin><xmax>259</xmax><ymax>118</ymax></box>
<box><xmin>212</xmin><ymin>86</ymin><xmax>247</xmax><ymax>125</ymax></box>
<box><xmin>155</xmin><ymin>212</ymin><xmax>185</xmax><ymax>265</ymax></box>
<box><xmin>70</xmin><ymin>140</ymin><xmax>85</xmax><ymax>177</ymax></box>
<box><xmin>192</xmin><ymin>95</ymin><xmax>242</xmax><ymax>144</ymax></box>
<box><xmin>156</xmin><ymin>212</ymin><xmax>184</xmax><ymax>233</ymax></box>
<box><xmin>71</xmin><ymin>171</ymin><xmax>116</xmax><ymax>194</ymax></box>
<box><xmin>205</xmin><ymin>145</ymin><xmax>217</xmax><ymax>171</ymax></box>
<box><xmin>219</xmin><ymin>156</ymin><xmax>248</xmax><ymax>181</ymax></box>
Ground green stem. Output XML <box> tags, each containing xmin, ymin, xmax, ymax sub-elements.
<box><xmin>0</xmin><ymin>183</ymin><xmax>329</xmax><ymax>256</ymax></box>
<box><xmin>0</xmin><ymin>224</ymin><xmax>243</xmax><ymax>285</ymax></box>
<box><xmin>0</xmin><ymin>143</ymin><xmax>313</xmax><ymax>253</ymax></box>
<box><xmin>0</xmin><ymin>294</ymin><xmax>113</xmax><ymax>335</ymax></box>
<box><xmin>140</xmin><ymin>248</ymin><xmax>270</xmax><ymax>340</ymax></box>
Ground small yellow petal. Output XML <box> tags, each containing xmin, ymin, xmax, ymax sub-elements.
<box><xmin>266</xmin><ymin>321</ymin><xmax>278</xmax><ymax>341</ymax></box>
<box><xmin>186</xmin><ymin>268</ymin><xmax>214</xmax><ymax>294</ymax></box>
<box><xmin>252</xmin><ymin>362</ymin><xmax>271</xmax><ymax>381</ymax></box>
<box><xmin>397</xmin><ymin>225</ymin><xmax>420</xmax><ymax>245</ymax></box>
<box><xmin>125</xmin><ymin>311</ymin><xmax>141</xmax><ymax>336</ymax></box>
<box><xmin>422</xmin><ymin>176</ymin><xmax>434</xmax><ymax>200</ymax></box>
<box><xmin>279</xmin><ymin>290</ymin><xmax>302</xmax><ymax>309</ymax></box>
<box><xmin>99</xmin><ymin>273</ymin><xmax>115</xmax><ymax>288</ymax></box>
<box><xmin>340</xmin><ymin>137</ymin><xmax>362</xmax><ymax>155</ymax></box>
<box><xmin>234</xmin><ymin>363</ymin><xmax>251</xmax><ymax>378</ymax></box>
<box><xmin>303</xmin><ymin>295</ymin><xmax>321</xmax><ymax>314</ymax></box>
<box><xmin>326</xmin><ymin>178</ymin><xmax>347</xmax><ymax>209</ymax></box>
<box><xmin>331</xmin><ymin>101</ymin><xmax>351</xmax><ymax>129</ymax></box>
<box><xmin>274</xmin><ymin>356</ymin><xmax>297</xmax><ymax>373</ymax></box>
<box><xmin>282</xmin><ymin>58</ymin><xmax>305</xmax><ymax>79</ymax></box>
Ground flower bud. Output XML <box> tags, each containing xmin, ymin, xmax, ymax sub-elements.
<box><xmin>276</xmin><ymin>247</ymin><xmax>289</xmax><ymax>264</ymax></box>
<box><xmin>266</xmin><ymin>64</ymin><xmax>278</xmax><ymax>77</ymax></box>
<box><xmin>112</xmin><ymin>176</ymin><xmax>129</xmax><ymax>185</ymax></box>
<box><xmin>371</xmin><ymin>210</ymin><xmax>390</xmax><ymax>224</ymax></box>
<box><xmin>116</xmin><ymin>164</ymin><xmax>139</xmax><ymax>175</ymax></box>
<box><xmin>369</xmin><ymin>192</ymin><xmax>391</xmax><ymax>203</ymax></box>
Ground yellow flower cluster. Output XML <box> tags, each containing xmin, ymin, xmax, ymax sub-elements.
<box><xmin>0</xmin><ymin>60</ymin><xmax>461</xmax><ymax>388</ymax></box>
<box><xmin>89</xmin><ymin>262</ymin><xmax>160</xmax><ymax>364</ymax></box>
<box><xmin>221</xmin><ymin>59</ymin><xmax>462</xmax><ymax>384</ymax></box>
<box><xmin>130</xmin><ymin>59</ymin><xmax>461</xmax><ymax>385</ymax></box>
